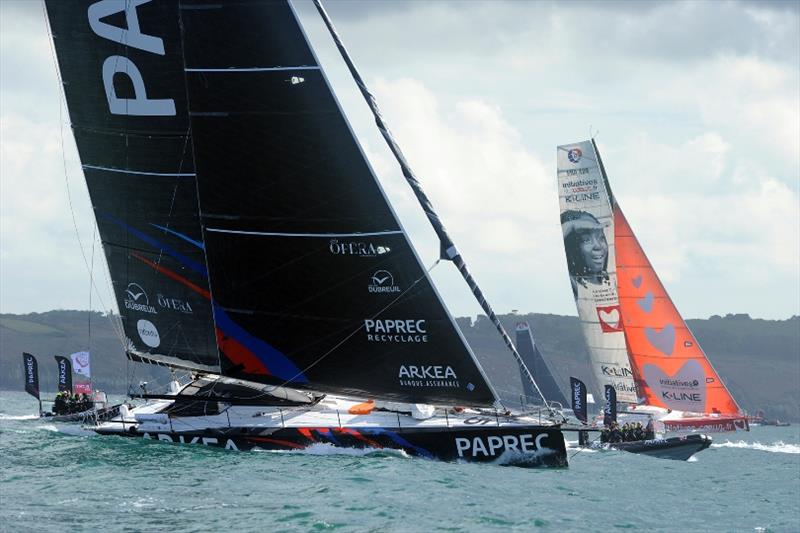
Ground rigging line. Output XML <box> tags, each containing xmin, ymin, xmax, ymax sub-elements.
<box><xmin>88</xmin><ymin>222</ymin><xmax>96</xmax><ymax>392</ymax></box>
<box><xmin>42</xmin><ymin>2</ymin><xmax>125</xmax><ymax>349</ymax></box>
<box><xmin>312</xmin><ymin>0</ymin><xmax>551</xmax><ymax>413</ymax></box>
<box><xmin>154</xmin><ymin>126</ymin><xmax>193</xmax><ymax>271</ymax></box>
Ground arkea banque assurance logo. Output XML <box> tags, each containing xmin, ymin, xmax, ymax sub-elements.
<box><xmin>398</xmin><ymin>364</ymin><xmax>460</xmax><ymax>388</ymax></box>
<box><xmin>124</xmin><ymin>283</ymin><xmax>156</xmax><ymax>314</ymax></box>
<box><xmin>368</xmin><ymin>270</ymin><xmax>401</xmax><ymax>294</ymax></box>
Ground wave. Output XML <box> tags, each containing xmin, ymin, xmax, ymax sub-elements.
<box><xmin>0</xmin><ymin>413</ymin><xmax>40</xmax><ymax>420</ymax></box>
<box><xmin>712</xmin><ymin>440</ymin><xmax>800</xmax><ymax>454</ymax></box>
<box><xmin>254</xmin><ymin>442</ymin><xmax>410</xmax><ymax>458</ymax></box>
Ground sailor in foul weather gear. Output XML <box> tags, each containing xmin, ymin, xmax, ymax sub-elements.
<box><xmin>53</xmin><ymin>391</ymin><xmax>67</xmax><ymax>415</ymax></box>
<box><xmin>645</xmin><ymin>419</ymin><xmax>655</xmax><ymax>440</ymax></box>
<box><xmin>609</xmin><ymin>422</ymin><xmax>622</xmax><ymax>443</ymax></box>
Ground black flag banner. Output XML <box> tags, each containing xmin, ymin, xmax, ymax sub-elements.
<box><xmin>570</xmin><ymin>377</ymin><xmax>588</xmax><ymax>424</ymax></box>
<box><xmin>54</xmin><ymin>356</ymin><xmax>73</xmax><ymax>393</ymax></box>
<box><xmin>604</xmin><ymin>385</ymin><xmax>617</xmax><ymax>427</ymax></box>
<box><xmin>22</xmin><ymin>353</ymin><xmax>40</xmax><ymax>400</ymax></box>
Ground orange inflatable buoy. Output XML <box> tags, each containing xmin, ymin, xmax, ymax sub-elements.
<box><xmin>348</xmin><ymin>400</ymin><xmax>375</xmax><ymax>415</ymax></box>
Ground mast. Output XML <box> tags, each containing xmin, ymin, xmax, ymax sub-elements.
<box><xmin>311</xmin><ymin>0</ymin><xmax>549</xmax><ymax>408</ymax></box>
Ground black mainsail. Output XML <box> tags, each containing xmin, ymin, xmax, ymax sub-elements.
<box><xmin>45</xmin><ymin>0</ymin><xmax>218</xmax><ymax>372</ymax></box>
<box><xmin>179</xmin><ymin>0</ymin><xmax>497</xmax><ymax>406</ymax></box>
<box><xmin>43</xmin><ymin>0</ymin><xmax>553</xmax><ymax>410</ymax></box>
<box><xmin>515</xmin><ymin>322</ymin><xmax>568</xmax><ymax>406</ymax></box>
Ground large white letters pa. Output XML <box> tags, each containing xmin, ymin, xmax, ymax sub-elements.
<box><xmin>88</xmin><ymin>0</ymin><xmax>175</xmax><ymax>116</ymax></box>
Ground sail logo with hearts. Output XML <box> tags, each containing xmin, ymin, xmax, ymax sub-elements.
<box><xmin>596</xmin><ymin>305</ymin><xmax>623</xmax><ymax>332</ymax></box>
<box><xmin>645</xmin><ymin>324</ymin><xmax>675</xmax><ymax>356</ymax></box>
<box><xmin>642</xmin><ymin>360</ymin><xmax>707</xmax><ymax>412</ymax></box>
<box><xmin>637</xmin><ymin>291</ymin><xmax>654</xmax><ymax>312</ymax></box>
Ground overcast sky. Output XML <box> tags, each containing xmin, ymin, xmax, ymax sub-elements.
<box><xmin>1</xmin><ymin>0</ymin><xmax>798</xmax><ymax>321</ymax></box>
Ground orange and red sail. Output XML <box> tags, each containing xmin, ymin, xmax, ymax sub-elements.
<box><xmin>614</xmin><ymin>206</ymin><xmax>741</xmax><ymax>415</ymax></box>
<box><xmin>557</xmin><ymin>139</ymin><xmax>742</xmax><ymax>417</ymax></box>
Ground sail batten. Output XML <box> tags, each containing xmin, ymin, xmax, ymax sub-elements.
<box><xmin>81</xmin><ymin>165</ymin><xmax>197</xmax><ymax>177</ymax></box>
<box><xmin>204</xmin><ymin>229</ymin><xmax>405</xmax><ymax>238</ymax></box>
<box><xmin>185</xmin><ymin>66</ymin><xmax>320</xmax><ymax>72</ymax></box>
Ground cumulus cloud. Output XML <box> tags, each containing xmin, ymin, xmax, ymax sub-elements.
<box><xmin>358</xmin><ymin>78</ymin><xmax>799</xmax><ymax>319</ymax></box>
<box><xmin>1</xmin><ymin>0</ymin><xmax>797</xmax><ymax>320</ymax></box>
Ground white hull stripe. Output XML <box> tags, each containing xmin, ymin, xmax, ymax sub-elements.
<box><xmin>82</xmin><ymin>165</ymin><xmax>196</xmax><ymax>177</ymax></box>
<box><xmin>205</xmin><ymin>228</ymin><xmax>404</xmax><ymax>238</ymax></box>
<box><xmin>185</xmin><ymin>66</ymin><xmax>320</xmax><ymax>72</ymax></box>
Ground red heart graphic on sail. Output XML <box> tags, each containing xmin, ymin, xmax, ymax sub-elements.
<box><xmin>596</xmin><ymin>306</ymin><xmax>622</xmax><ymax>332</ymax></box>
<box><xmin>643</xmin><ymin>360</ymin><xmax>706</xmax><ymax>413</ymax></box>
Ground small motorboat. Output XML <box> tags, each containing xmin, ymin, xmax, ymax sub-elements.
<box><xmin>597</xmin><ymin>434</ymin><xmax>712</xmax><ymax>461</ymax></box>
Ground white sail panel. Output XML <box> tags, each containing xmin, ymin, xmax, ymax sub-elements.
<box><xmin>556</xmin><ymin>140</ymin><xmax>636</xmax><ymax>403</ymax></box>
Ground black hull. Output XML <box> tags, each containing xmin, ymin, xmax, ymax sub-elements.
<box><xmin>95</xmin><ymin>424</ymin><xmax>568</xmax><ymax>467</ymax></box>
<box><xmin>600</xmin><ymin>434</ymin><xmax>712</xmax><ymax>461</ymax></box>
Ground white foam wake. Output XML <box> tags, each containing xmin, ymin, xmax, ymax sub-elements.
<box><xmin>254</xmin><ymin>442</ymin><xmax>410</xmax><ymax>458</ymax></box>
<box><xmin>712</xmin><ymin>440</ymin><xmax>800</xmax><ymax>454</ymax></box>
<box><xmin>0</xmin><ymin>413</ymin><xmax>40</xmax><ymax>420</ymax></box>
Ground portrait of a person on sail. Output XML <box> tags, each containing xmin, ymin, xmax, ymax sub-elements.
<box><xmin>561</xmin><ymin>209</ymin><xmax>610</xmax><ymax>295</ymax></box>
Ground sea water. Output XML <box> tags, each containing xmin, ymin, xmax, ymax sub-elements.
<box><xmin>1</xmin><ymin>391</ymin><xmax>798</xmax><ymax>532</ymax></box>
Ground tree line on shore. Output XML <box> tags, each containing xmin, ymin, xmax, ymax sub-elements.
<box><xmin>1</xmin><ymin>310</ymin><xmax>797</xmax><ymax>421</ymax></box>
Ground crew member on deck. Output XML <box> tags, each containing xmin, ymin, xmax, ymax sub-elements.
<box><xmin>645</xmin><ymin>419</ymin><xmax>656</xmax><ymax>440</ymax></box>
<box><xmin>53</xmin><ymin>391</ymin><xmax>67</xmax><ymax>415</ymax></box>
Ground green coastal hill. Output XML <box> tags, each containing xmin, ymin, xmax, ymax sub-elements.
<box><xmin>1</xmin><ymin>310</ymin><xmax>797</xmax><ymax>421</ymax></box>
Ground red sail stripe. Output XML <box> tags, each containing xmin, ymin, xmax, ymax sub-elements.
<box><xmin>215</xmin><ymin>328</ymin><xmax>270</xmax><ymax>375</ymax></box>
<box><xmin>130</xmin><ymin>252</ymin><xmax>211</xmax><ymax>300</ymax></box>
